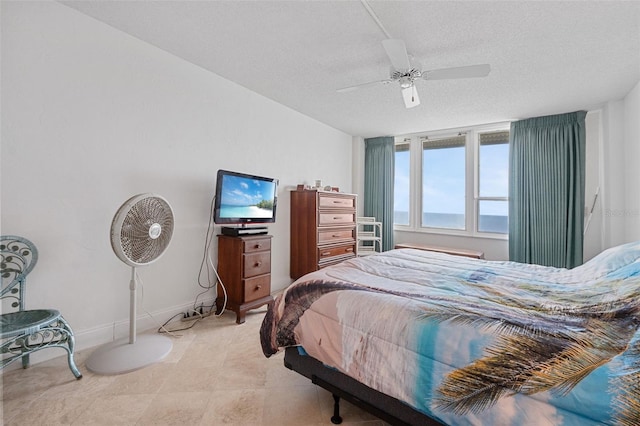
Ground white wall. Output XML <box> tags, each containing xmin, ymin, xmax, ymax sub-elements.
<box><xmin>351</xmin><ymin>136</ymin><xmax>365</xmax><ymax>217</ymax></box>
<box><xmin>624</xmin><ymin>81</ymin><xmax>640</xmax><ymax>241</ymax></box>
<box><xmin>601</xmin><ymin>80</ymin><xmax>640</xmax><ymax>248</ymax></box>
<box><xmin>601</xmin><ymin>100</ymin><xmax>627</xmax><ymax>247</ymax></box>
<box><xmin>583</xmin><ymin>110</ymin><xmax>604</xmax><ymax>261</ymax></box>
<box><xmin>1</xmin><ymin>1</ymin><xmax>352</xmax><ymax>354</ymax></box>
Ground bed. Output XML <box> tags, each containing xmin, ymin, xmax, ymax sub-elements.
<box><xmin>260</xmin><ymin>242</ymin><xmax>640</xmax><ymax>425</ymax></box>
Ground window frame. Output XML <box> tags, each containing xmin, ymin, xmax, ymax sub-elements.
<box><xmin>394</xmin><ymin>123</ymin><xmax>510</xmax><ymax>240</ymax></box>
<box><xmin>393</xmin><ymin>139</ymin><xmax>412</xmax><ymax>227</ymax></box>
<box><xmin>475</xmin><ymin>130</ymin><xmax>510</xmax><ymax>235</ymax></box>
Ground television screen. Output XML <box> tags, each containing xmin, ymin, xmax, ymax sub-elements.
<box><xmin>213</xmin><ymin>169</ymin><xmax>278</xmax><ymax>225</ymax></box>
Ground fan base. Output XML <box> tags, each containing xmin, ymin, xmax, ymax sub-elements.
<box><xmin>86</xmin><ymin>334</ymin><xmax>173</xmax><ymax>375</ymax></box>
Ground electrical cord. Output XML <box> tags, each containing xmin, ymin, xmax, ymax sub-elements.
<box><xmin>136</xmin><ymin>272</ymin><xmax>183</xmax><ymax>338</ymax></box>
<box><xmin>134</xmin><ymin>193</ymin><xmax>229</xmax><ymax>336</ymax></box>
<box><xmin>158</xmin><ymin>194</ymin><xmax>229</xmax><ymax>334</ymax></box>
<box><xmin>195</xmin><ymin>193</ymin><xmax>228</xmax><ymax>316</ymax></box>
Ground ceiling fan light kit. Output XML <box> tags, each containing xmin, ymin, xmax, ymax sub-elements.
<box><xmin>401</xmin><ymin>85</ymin><xmax>420</xmax><ymax>109</ymax></box>
<box><xmin>86</xmin><ymin>193</ymin><xmax>175</xmax><ymax>375</ymax></box>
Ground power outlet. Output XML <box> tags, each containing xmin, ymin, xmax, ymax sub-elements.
<box><xmin>181</xmin><ymin>311</ymin><xmax>198</xmax><ymax>322</ymax></box>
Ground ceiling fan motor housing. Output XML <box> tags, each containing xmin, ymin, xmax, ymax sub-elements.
<box><xmin>391</xmin><ymin>68</ymin><xmax>422</xmax><ymax>83</ymax></box>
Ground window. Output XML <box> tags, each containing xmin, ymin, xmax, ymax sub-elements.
<box><xmin>422</xmin><ymin>135</ymin><xmax>466</xmax><ymax>230</ymax></box>
<box><xmin>394</xmin><ymin>142</ymin><xmax>410</xmax><ymax>226</ymax></box>
<box><xmin>394</xmin><ymin>126</ymin><xmax>509</xmax><ymax>236</ymax></box>
<box><xmin>478</xmin><ymin>131</ymin><xmax>509</xmax><ymax>233</ymax></box>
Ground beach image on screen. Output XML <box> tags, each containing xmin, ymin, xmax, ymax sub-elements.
<box><xmin>219</xmin><ymin>175</ymin><xmax>275</xmax><ymax>218</ymax></box>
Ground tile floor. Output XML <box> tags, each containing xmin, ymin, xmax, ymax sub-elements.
<box><xmin>1</xmin><ymin>308</ymin><xmax>388</xmax><ymax>425</ymax></box>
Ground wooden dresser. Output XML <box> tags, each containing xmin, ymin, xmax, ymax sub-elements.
<box><xmin>217</xmin><ymin>234</ymin><xmax>273</xmax><ymax>324</ymax></box>
<box><xmin>290</xmin><ymin>190</ymin><xmax>357</xmax><ymax>279</ymax></box>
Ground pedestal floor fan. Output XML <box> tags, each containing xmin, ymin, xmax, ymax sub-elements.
<box><xmin>87</xmin><ymin>193</ymin><xmax>175</xmax><ymax>375</ymax></box>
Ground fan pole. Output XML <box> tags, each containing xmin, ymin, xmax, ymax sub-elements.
<box><xmin>129</xmin><ymin>266</ymin><xmax>137</xmax><ymax>344</ymax></box>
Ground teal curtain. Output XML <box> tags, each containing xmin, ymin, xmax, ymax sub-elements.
<box><xmin>509</xmin><ymin>111</ymin><xmax>586</xmax><ymax>268</ymax></box>
<box><xmin>364</xmin><ymin>136</ymin><xmax>394</xmax><ymax>251</ymax></box>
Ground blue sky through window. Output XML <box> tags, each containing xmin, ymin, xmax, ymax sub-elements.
<box><xmin>423</xmin><ymin>146</ymin><xmax>466</xmax><ymax>215</ymax></box>
<box><xmin>394</xmin><ymin>138</ymin><xmax>509</xmax><ymax>230</ymax></box>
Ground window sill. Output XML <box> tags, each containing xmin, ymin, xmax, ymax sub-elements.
<box><xmin>394</xmin><ymin>226</ymin><xmax>508</xmax><ymax>241</ymax></box>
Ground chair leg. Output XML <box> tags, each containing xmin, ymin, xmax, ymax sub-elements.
<box><xmin>21</xmin><ymin>353</ymin><xmax>30</xmax><ymax>369</ymax></box>
<box><xmin>67</xmin><ymin>351</ymin><xmax>82</xmax><ymax>379</ymax></box>
<box><xmin>59</xmin><ymin>316</ymin><xmax>82</xmax><ymax>379</ymax></box>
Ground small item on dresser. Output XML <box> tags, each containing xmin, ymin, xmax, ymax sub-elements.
<box><xmin>331</xmin><ymin>187</ymin><xmax>339</xmax><ymax>192</ymax></box>
<box><xmin>324</xmin><ymin>185</ymin><xmax>332</xmax><ymax>191</ymax></box>
<box><xmin>315</xmin><ymin>180</ymin><xmax>322</xmax><ymax>188</ymax></box>
<box><xmin>297</xmin><ymin>184</ymin><xmax>305</xmax><ymax>191</ymax></box>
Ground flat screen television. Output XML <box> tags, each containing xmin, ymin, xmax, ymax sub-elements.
<box><xmin>213</xmin><ymin>169</ymin><xmax>278</xmax><ymax>226</ymax></box>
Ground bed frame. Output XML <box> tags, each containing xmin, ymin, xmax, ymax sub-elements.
<box><xmin>284</xmin><ymin>347</ymin><xmax>445</xmax><ymax>426</ymax></box>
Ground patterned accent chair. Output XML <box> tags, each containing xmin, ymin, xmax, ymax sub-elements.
<box><xmin>1</xmin><ymin>235</ymin><xmax>82</xmax><ymax>379</ymax></box>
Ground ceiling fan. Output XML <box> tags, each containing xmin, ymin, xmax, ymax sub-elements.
<box><xmin>337</xmin><ymin>38</ymin><xmax>491</xmax><ymax>109</ymax></box>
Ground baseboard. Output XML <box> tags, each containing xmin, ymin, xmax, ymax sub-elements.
<box><xmin>2</xmin><ymin>298</ymin><xmax>216</xmax><ymax>371</ymax></box>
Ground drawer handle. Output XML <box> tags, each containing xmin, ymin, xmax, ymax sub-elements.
<box><xmin>321</xmin><ymin>251</ymin><xmax>331</xmax><ymax>256</ymax></box>
<box><xmin>255</xmin><ymin>285</ymin><xmax>262</xmax><ymax>290</ymax></box>
<box><xmin>333</xmin><ymin>216</ymin><xmax>341</xmax><ymax>220</ymax></box>
<box><xmin>255</xmin><ymin>244</ymin><xmax>262</xmax><ymax>249</ymax></box>
<box><xmin>345</xmin><ymin>247</ymin><xmax>353</xmax><ymax>252</ymax></box>
<box><xmin>332</xmin><ymin>234</ymin><xmax>341</xmax><ymax>238</ymax></box>
<box><xmin>254</xmin><ymin>261</ymin><xmax>262</xmax><ymax>267</ymax></box>
<box><xmin>332</xmin><ymin>200</ymin><xmax>342</xmax><ymax>204</ymax></box>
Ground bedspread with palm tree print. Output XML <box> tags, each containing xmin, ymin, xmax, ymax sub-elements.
<box><xmin>260</xmin><ymin>242</ymin><xmax>640</xmax><ymax>425</ymax></box>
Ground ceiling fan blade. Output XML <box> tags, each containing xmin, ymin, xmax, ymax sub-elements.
<box><xmin>382</xmin><ymin>39</ymin><xmax>411</xmax><ymax>71</ymax></box>
<box><xmin>337</xmin><ymin>79</ymin><xmax>393</xmax><ymax>93</ymax></box>
<box><xmin>423</xmin><ymin>64</ymin><xmax>491</xmax><ymax>80</ymax></box>
<box><xmin>401</xmin><ymin>85</ymin><xmax>420</xmax><ymax>108</ymax></box>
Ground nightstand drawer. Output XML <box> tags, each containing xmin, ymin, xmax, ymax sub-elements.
<box><xmin>243</xmin><ymin>238</ymin><xmax>271</xmax><ymax>253</ymax></box>
<box><xmin>244</xmin><ymin>252</ymin><xmax>271</xmax><ymax>277</ymax></box>
<box><xmin>244</xmin><ymin>275</ymin><xmax>270</xmax><ymax>302</ymax></box>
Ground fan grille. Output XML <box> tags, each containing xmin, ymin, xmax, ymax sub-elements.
<box><xmin>112</xmin><ymin>195</ymin><xmax>174</xmax><ymax>266</ymax></box>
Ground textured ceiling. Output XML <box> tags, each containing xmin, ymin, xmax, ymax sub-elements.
<box><xmin>61</xmin><ymin>1</ymin><xmax>640</xmax><ymax>138</ymax></box>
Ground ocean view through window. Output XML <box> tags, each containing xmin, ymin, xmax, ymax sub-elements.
<box><xmin>422</xmin><ymin>135</ymin><xmax>466</xmax><ymax>230</ymax></box>
<box><xmin>394</xmin><ymin>126</ymin><xmax>509</xmax><ymax>236</ymax></box>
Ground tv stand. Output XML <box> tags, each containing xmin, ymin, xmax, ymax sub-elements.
<box><xmin>216</xmin><ymin>234</ymin><xmax>273</xmax><ymax>324</ymax></box>
<box><xmin>221</xmin><ymin>226</ymin><xmax>268</xmax><ymax>237</ymax></box>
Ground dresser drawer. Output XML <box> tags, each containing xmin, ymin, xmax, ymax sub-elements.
<box><xmin>243</xmin><ymin>252</ymin><xmax>271</xmax><ymax>277</ymax></box>
<box><xmin>243</xmin><ymin>237</ymin><xmax>271</xmax><ymax>253</ymax></box>
<box><xmin>318</xmin><ymin>212</ymin><xmax>355</xmax><ymax>226</ymax></box>
<box><xmin>318</xmin><ymin>243</ymin><xmax>356</xmax><ymax>262</ymax></box>
<box><xmin>318</xmin><ymin>228</ymin><xmax>355</xmax><ymax>244</ymax></box>
<box><xmin>319</xmin><ymin>194</ymin><xmax>356</xmax><ymax>209</ymax></box>
<box><xmin>244</xmin><ymin>275</ymin><xmax>270</xmax><ymax>302</ymax></box>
